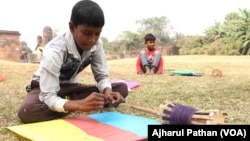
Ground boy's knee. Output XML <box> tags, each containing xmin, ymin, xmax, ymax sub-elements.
<box><xmin>17</xmin><ymin>102</ymin><xmax>50</xmax><ymax>123</ymax></box>
<box><xmin>121</xmin><ymin>83</ymin><xmax>129</xmax><ymax>98</ymax></box>
<box><xmin>18</xmin><ymin>101</ymin><xmax>40</xmax><ymax>123</ymax></box>
<box><xmin>18</xmin><ymin>106</ymin><xmax>32</xmax><ymax>123</ymax></box>
<box><xmin>154</xmin><ymin>50</ymin><xmax>160</xmax><ymax>55</ymax></box>
<box><xmin>113</xmin><ymin>82</ymin><xmax>128</xmax><ymax>98</ymax></box>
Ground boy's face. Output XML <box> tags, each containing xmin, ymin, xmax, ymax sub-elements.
<box><xmin>145</xmin><ymin>40</ymin><xmax>155</xmax><ymax>51</ymax></box>
<box><xmin>69</xmin><ymin>22</ymin><xmax>102</xmax><ymax>51</ymax></box>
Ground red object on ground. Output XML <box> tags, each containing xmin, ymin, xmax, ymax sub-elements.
<box><xmin>0</xmin><ymin>75</ymin><xmax>4</xmax><ymax>82</ymax></box>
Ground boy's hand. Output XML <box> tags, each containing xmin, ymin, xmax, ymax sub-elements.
<box><xmin>103</xmin><ymin>88</ymin><xmax>125</xmax><ymax>107</ymax></box>
<box><xmin>64</xmin><ymin>92</ymin><xmax>106</xmax><ymax>112</ymax></box>
<box><xmin>106</xmin><ymin>92</ymin><xmax>125</xmax><ymax>107</ymax></box>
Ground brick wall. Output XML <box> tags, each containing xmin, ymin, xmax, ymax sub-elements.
<box><xmin>0</xmin><ymin>30</ymin><xmax>21</xmax><ymax>62</ymax></box>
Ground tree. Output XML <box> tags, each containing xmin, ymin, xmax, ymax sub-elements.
<box><xmin>118</xmin><ymin>31</ymin><xmax>141</xmax><ymax>52</ymax></box>
<box><xmin>136</xmin><ymin>16</ymin><xmax>173</xmax><ymax>43</ymax></box>
<box><xmin>237</xmin><ymin>9</ymin><xmax>250</xmax><ymax>55</ymax></box>
<box><xmin>203</xmin><ymin>9</ymin><xmax>250</xmax><ymax>55</ymax></box>
<box><xmin>204</xmin><ymin>22</ymin><xmax>225</xmax><ymax>43</ymax></box>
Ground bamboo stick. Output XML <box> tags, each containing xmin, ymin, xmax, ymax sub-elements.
<box><xmin>131</xmin><ymin>104</ymin><xmax>227</xmax><ymax>125</ymax></box>
<box><xmin>131</xmin><ymin>105</ymin><xmax>158</xmax><ymax>115</ymax></box>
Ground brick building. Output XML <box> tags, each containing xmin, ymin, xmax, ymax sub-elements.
<box><xmin>0</xmin><ymin>30</ymin><xmax>21</xmax><ymax>62</ymax></box>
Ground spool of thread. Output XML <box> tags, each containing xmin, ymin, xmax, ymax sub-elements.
<box><xmin>159</xmin><ymin>103</ymin><xmax>227</xmax><ymax>125</ymax></box>
<box><xmin>160</xmin><ymin>103</ymin><xmax>197</xmax><ymax>124</ymax></box>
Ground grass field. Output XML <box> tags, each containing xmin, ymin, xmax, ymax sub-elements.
<box><xmin>0</xmin><ymin>55</ymin><xmax>250</xmax><ymax>140</ymax></box>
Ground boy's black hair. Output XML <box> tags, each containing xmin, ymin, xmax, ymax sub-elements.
<box><xmin>144</xmin><ymin>33</ymin><xmax>156</xmax><ymax>43</ymax></box>
<box><xmin>70</xmin><ymin>0</ymin><xmax>105</xmax><ymax>27</ymax></box>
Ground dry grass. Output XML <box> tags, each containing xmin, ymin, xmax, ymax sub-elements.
<box><xmin>0</xmin><ymin>55</ymin><xmax>250</xmax><ymax>140</ymax></box>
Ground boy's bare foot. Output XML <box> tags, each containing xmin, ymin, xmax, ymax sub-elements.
<box><xmin>149</xmin><ymin>69</ymin><xmax>155</xmax><ymax>75</ymax></box>
<box><xmin>145</xmin><ymin>66</ymin><xmax>150</xmax><ymax>74</ymax></box>
<box><xmin>149</xmin><ymin>67</ymin><xmax>156</xmax><ymax>74</ymax></box>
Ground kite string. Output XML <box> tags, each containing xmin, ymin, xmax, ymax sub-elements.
<box><xmin>167</xmin><ymin>103</ymin><xmax>197</xmax><ymax>124</ymax></box>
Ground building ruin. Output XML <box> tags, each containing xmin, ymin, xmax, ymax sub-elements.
<box><xmin>0</xmin><ymin>30</ymin><xmax>21</xmax><ymax>62</ymax></box>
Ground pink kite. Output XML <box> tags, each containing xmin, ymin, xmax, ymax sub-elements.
<box><xmin>110</xmin><ymin>79</ymin><xmax>140</xmax><ymax>91</ymax></box>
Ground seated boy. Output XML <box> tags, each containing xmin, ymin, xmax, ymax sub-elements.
<box><xmin>136</xmin><ymin>33</ymin><xmax>163</xmax><ymax>74</ymax></box>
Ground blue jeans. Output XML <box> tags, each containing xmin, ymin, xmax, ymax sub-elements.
<box><xmin>140</xmin><ymin>50</ymin><xmax>161</xmax><ymax>73</ymax></box>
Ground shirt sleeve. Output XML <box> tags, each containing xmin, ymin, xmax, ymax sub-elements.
<box><xmin>90</xmin><ymin>39</ymin><xmax>112</xmax><ymax>93</ymax></box>
<box><xmin>157</xmin><ymin>55</ymin><xmax>164</xmax><ymax>74</ymax></box>
<box><xmin>38</xmin><ymin>45</ymin><xmax>68</xmax><ymax>112</ymax></box>
<box><xmin>136</xmin><ymin>54</ymin><xmax>143</xmax><ymax>73</ymax></box>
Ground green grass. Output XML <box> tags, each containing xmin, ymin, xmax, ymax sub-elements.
<box><xmin>0</xmin><ymin>55</ymin><xmax>250</xmax><ymax>140</ymax></box>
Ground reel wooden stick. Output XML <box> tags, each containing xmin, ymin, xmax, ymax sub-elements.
<box><xmin>131</xmin><ymin>103</ymin><xmax>227</xmax><ymax>125</ymax></box>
